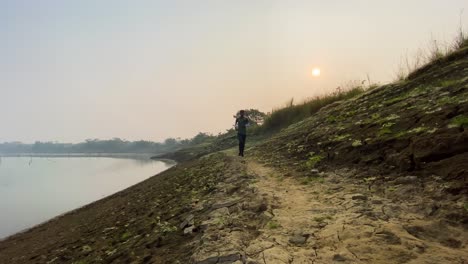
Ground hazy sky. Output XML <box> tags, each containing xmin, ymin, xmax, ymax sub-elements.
<box><xmin>1</xmin><ymin>0</ymin><xmax>467</xmax><ymax>143</ymax></box>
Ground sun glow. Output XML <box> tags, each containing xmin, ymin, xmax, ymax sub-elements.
<box><xmin>312</xmin><ymin>68</ymin><xmax>321</xmax><ymax>77</ymax></box>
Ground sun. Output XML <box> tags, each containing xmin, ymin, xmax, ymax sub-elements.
<box><xmin>312</xmin><ymin>68</ymin><xmax>321</xmax><ymax>77</ymax></box>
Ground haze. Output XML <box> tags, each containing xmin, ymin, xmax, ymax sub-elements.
<box><xmin>1</xmin><ymin>0</ymin><xmax>467</xmax><ymax>143</ymax></box>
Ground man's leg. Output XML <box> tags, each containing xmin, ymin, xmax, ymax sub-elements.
<box><xmin>240</xmin><ymin>134</ymin><xmax>246</xmax><ymax>156</ymax></box>
<box><xmin>237</xmin><ymin>133</ymin><xmax>243</xmax><ymax>156</ymax></box>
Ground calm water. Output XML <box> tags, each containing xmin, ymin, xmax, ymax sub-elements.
<box><xmin>0</xmin><ymin>156</ymin><xmax>173</xmax><ymax>239</ymax></box>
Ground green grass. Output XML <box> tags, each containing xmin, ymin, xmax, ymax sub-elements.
<box><xmin>399</xmin><ymin>30</ymin><xmax>468</xmax><ymax>81</ymax></box>
<box><xmin>449</xmin><ymin>115</ymin><xmax>468</xmax><ymax>128</ymax></box>
<box><xmin>305</xmin><ymin>153</ymin><xmax>323</xmax><ymax>169</ymax></box>
<box><xmin>121</xmin><ymin>232</ymin><xmax>131</xmax><ymax>240</ymax></box>
<box><xmin>267</xmin><ymin>220</ymin><xmax>281</xmax><ymax>229</ymax></box>
<box><xmin>259</xmin><ymin>86</ymin><xmax>365</xmax><ymax>132</ymax></box>
<box><xmin>440</xmin><ymin>79</ymin><xmax>462</xmax><ymax>87</ymax></box>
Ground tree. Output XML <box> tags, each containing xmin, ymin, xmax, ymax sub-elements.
<box><xmin>246</xmin><ymin>109</ymin><xmax>266</xmax><ymax>125</ymax></box>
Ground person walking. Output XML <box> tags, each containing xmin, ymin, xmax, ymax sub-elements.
<box><xmin>235</xmin><ymin>110</ymin><xmax>250</xmax><ymax>157</ymax></box>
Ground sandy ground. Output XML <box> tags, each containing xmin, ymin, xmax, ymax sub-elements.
<box><xmin>242</xmin><ymin>157</ymin><xmax>468</xmax><ymax>264</ymax></box>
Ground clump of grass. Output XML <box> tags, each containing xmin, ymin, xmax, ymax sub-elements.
<box><xmin>313</xmin><ymin>215</ymin><xmax>332</xmax><ymax>223</ymax></box>
<box><xmin>260</xmin><ymin>85</ymin><xmax>365</xmax><ymax>132</ymax></box>
<box><xmin>267</xmin><ymin>220</ymin><xmax>281</xmax><ymax>229</ymax></box>
<box><xmin>395</xmin><ymin>26</ymin><xmax>468</xmax><ymax>81</ymax></box>
<box><xmin>305</xmin><ymin>152</ymin><xmax>323</xmax><ymax>169</ymax></box>
<box><xmin>440</xmin><ymin>79</ymin><xmax>461</xmax><ymax>88</ymax></box>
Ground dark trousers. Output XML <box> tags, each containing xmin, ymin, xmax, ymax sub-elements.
<box><xmin>237</xmin><ymin>133</ymin><xmax>247</xmax><ymax>156</ymax></box>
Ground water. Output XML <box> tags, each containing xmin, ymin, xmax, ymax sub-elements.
<box><xmin>0</xmin><ymin>156</ymin><xmax>173</xmax><ymax>239</ymax></box>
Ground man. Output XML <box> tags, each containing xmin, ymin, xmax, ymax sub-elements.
<box><xmin>235</xmin><ymin>110</ymin><xmax>250</xmax><ymax>157</ymax></box>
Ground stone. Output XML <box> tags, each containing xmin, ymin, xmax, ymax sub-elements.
<box><xmin>209</xmin><ymin>207</ymin><xmax>230</xmax><ymax>218</ymax></box>
<box><xmin>375</xmin><ymin>230</ymin><xmax>401</xmax><ymax>245</ymax></box>
<box><xmin>212</xmin><ymin>200</ymin><xmax>239</xmax><ymax>210</ymax></box>
<box><xmin>351</xmin><ymin>194</ymin><xmax>368</xmax><ymax>201</ymax></box>
<box><xmin>196</xmin><ymin>253</ymin><xmax>240</xmax><ymax>264</ymax></box>
<box><xmin>395</xmin><ymin>176</ymin><xmax>418</xmax><ymax>184</ymax></box>
<box><xmin>179</xmin><ymin>214</ymin><xmax>195</xmax><ymax>229</ymax></box>
<box><xmin>289</xmin><ymin>234</ymin><xmax>308</xmax><ymax>245</ymax></box>
<box><xmin>183</xmin><ymin>226</ymin><xmax>195</xmax><ymax>235</ymax></box>
<box><xmin>332</xmin><ymin>254</ymin><xmax>347</xmax><ymax>262</ymax></box>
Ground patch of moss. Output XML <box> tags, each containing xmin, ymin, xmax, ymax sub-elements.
<box><xmin>377</xmin><ymin>127</ymin><xmax>392</xmax><ymax>137</ymax></box>
<box><xmin>449</xmin><ymin>115</ymin><xmax>468</xmax><ymax>128</ymax></box>
<box><xmin>121</xmin><ymin>232</ymin><xmax>131</xmax><ymax>240</ymax></box>
<box><xmin>327</xmin><ymin>115</ymin><xmax>345</xmax><ymax>123</ymax></box>
<box><xmin>409</xmin><ymin>126</ymin><xmax>429</xmax><ymax>134</ymax></box>
<box><xmin>383</xmin><ymin>93</ymin><xmax>410</xmax><ymax>105</ymax></box>
<box><xmin>331</xmin><ymin>134</ymin><xmax>351</xmax><ymax>142</ymax></box>
<box><xmin>371</xmin><ymin>113</ymin><xmax>381</xmax><ymax>120</ymax></box>
<box><xmin>352</xmin><ymin>140</ymin><xmax>362</xmax><ymax>147</ymax></box>
<box><xmin>382</xmin><ymin>114</ymin><xmax>400</xmax><ymax>122</ymax></box>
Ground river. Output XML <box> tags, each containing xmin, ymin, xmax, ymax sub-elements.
<box><xmin>0</xmin><ymin>155</ymin><xmax>173</xmax><ymax>239</ymax></box>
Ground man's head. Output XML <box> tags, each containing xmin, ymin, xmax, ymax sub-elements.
<box><xmin>239</xmin><ymin>110</ymin><xmax>245</xmax><ymax>117</ymax></box>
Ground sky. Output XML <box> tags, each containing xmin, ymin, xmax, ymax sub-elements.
<box><xmin>1</xmin><ymin>0</ymin><xmax>467</xmax><ymax>143</ymax></box>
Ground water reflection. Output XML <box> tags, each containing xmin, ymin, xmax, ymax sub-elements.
<box><xmin>0</xmin><ymin>156</ymin><xmax>173</xmax><ymax>239</ymax></box>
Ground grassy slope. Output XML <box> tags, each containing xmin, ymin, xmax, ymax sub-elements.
<box><xmin>253</xmin><ymin>46</ymin><xmax>468</xmax><ymax>173</ymax></box>
<box><xmin>252</xmin><ymin>45</ymin><xmax>468</xmax><ymax>222</ymax></box>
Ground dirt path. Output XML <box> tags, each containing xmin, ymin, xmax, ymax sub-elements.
<box><xmin>243</xmin><ymin>158</ymin><xmax>468</xmax><ymax>264</ymax></box>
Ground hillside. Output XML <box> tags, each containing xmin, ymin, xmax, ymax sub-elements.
<box><xmin>0</xmin><ymin>46</ymin><xmax>467</xmax><ymax>263</ymax></box>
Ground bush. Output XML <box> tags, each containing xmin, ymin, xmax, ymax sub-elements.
<box><xmin>259</xmin><ymin>86</ymin><xmax>365</xmax><ymax>132</ymax></box>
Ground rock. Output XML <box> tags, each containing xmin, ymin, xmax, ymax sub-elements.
<box><xmin>375</xmin><ymin>230</ymin><xmax>401</xmax><ymax>245</ymax></box>
<box><xmin>332</xmin><ymin>254</ymin><xmax>347</xmax><ymax>262</ymax></box>
<box><xmin>179</xmin><ymin>214</ymin><xmax>195</xmax><ymax>229</ymax></box>
<box><xmin>441</xmin><ymin>238</ymin><xmax>462</xmax><ymax>248</ymax></box>
<box><xmin>225</xmin><ymin>185</ymin><xmax>240</xmax><ymax>195</ymax></box>
<box><xmin>209</xmin><ymin>207</ymin><xmax>230</xmax><ymax>218</ymax></box>
<box><xmin>218</xmin><ymin>253</ymin><xmax>241</xmax><ymax>263</ymax></box>
<box><xmin>351</xmin><ymin>194</ymin><xmax>368</xmax><ymax>201</ymax></box>
<box><xmin>395</xmin><ymin>176</ymin><xmax>418</xmax><ymax>184</ymax></box>
<box><xmin>142</xmin><ymin>255</ymin><xmax>152</xmax><ymax>262</ymax></box>
<box><xmin>196</xmin><ymin>253</ymin><xmax>240</xmax><ymax>264</ymax></box>
<box><xmin>289</xmin><ymin>232</ymin><xmax>309</xmax><ymax>246</ymax></box>
<box><xmin>212</xmin><ymin>200</ymin><xmax>239</xmax><ymax>210</ymax></box>
<box><xmin>183</xmin><ymin>226</ymin><xmax>195</xmax><ymax>235</ymax></box>
<box><xmin>196</xmin><ymin>256</ymin><xmax>219</xmax><ymax>264</ymax></box>
<box><xmin>243</xmin><ymin>198</ymin><xmax>268</xmax><ymax>212</ymax></box>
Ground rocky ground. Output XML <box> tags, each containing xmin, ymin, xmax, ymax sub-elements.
<box><xmin>243</xmin><ymin>155</ymin><xmax>468</xmax><ymax>263</ymax></box>
<box><xmin>1</xmin><ymin>149</ymin><xmax>467</xmax><ymax>263</ymax></box>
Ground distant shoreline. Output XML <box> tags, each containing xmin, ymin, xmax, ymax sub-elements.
<box><xmin>0</xmin><ymin>152</ymin><xmax>163</xmax><ymax>159</ymax></box>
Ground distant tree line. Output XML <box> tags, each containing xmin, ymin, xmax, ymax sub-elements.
<box><xmin>0</xmin><ymin>108</ymin><xmax>269</xmax><ymax>155</ymax></box>
<box><xmin>0</xmin><ymin>133</ymin><xmax>216</xmax><ymax>154</ymax></box>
